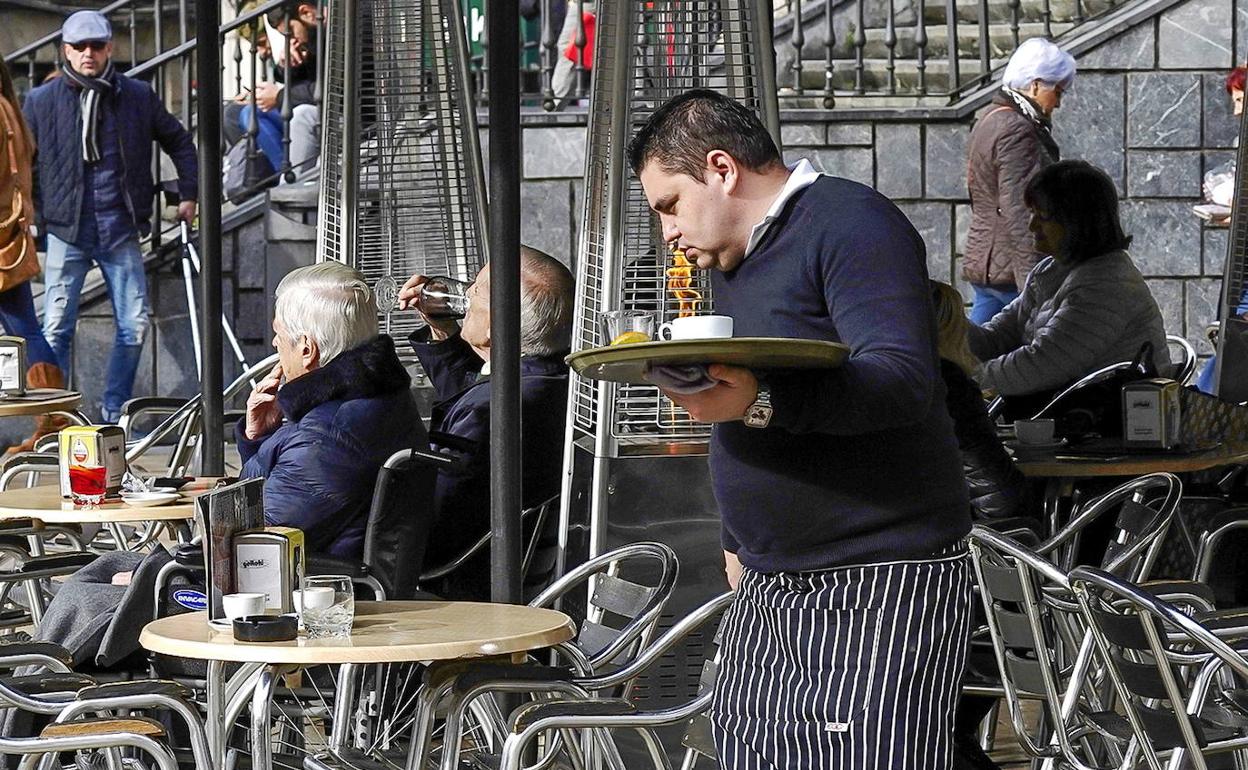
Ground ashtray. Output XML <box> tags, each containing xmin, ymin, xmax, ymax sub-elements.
<box><xmin>232</xmin><ymin>614</ymin><xmax>298</xmax><ymax>642</ymax></box>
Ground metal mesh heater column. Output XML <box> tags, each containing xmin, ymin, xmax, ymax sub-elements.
<box><xmin>318</xmin><ymin>0</ymin><xmax>489</xmax><ymax>339</ymax></box>
<box><xmin>559</xmin><ymin>0</ymin><xmax>781</xmax><ymax>559</ymax></box>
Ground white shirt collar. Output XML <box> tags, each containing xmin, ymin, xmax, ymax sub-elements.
<box><xmin>744</xmin><ymin>159</ymin><xmax>823</xmax><ymax>258</ymax></box>
<box><xmin>479</xmin><ymin>360</ymin><xmax>490</xmax><ymax>376</ymax></box>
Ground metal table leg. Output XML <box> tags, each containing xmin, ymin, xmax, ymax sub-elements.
<box><xmin>252</xmin><ymin>663</ymin><xmax>300</xmax><ymax>770</ymax></box>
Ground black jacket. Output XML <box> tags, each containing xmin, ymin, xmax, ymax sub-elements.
<box><xmin>941</xmin><ymin>359</ymin><xmax>1032</xmax><ymax>521</ymax></box>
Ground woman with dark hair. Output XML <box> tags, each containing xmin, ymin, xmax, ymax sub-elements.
<box><xmin>966</xmin><ymin>159</ymin><xmax>1170</xmax><ymax>397</ymax></box>
<box><xmin>0</xmin><ymin>55</ymin><xmax>64</xmax><ymax>454</ymax></box>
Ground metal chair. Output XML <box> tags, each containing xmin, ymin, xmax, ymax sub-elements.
<box><xmin>306</xmin><ymin>448</ymin><xmax>450</xmax><ymax>600</ymax></box>
<box><xmin>408</xmin><ymin>541</ymin><xmax>680</xmax><ymax>770</ymax></box>
<box><xmin>1167</xmin><ymin>334</ymin><xmax>1199</xmax><ymax>386</ymax></box>
<box><xmin>495</xmin><ymin>591</ymin><xmax>735</xmax><ymax>770</ymax></box>
<box><xmin>1070</xmin><ymin>565</ymin><xmax>1248</xmax><ymax>770</ymax></box>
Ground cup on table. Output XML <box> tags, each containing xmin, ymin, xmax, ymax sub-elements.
<box><xmin>658</xmin><ymin>314</ymin><xmax>734</xmax><ymax>341</ymax></box>
<box><xmin>1014</xmin><ymin>418</ymin><xmax>1057</xmax><ymax>445</ymax></box>
<box><xmin>222</xmin><ymin>592</ymin><xmax>266</xmax><ymax>621</ymax></box>
<box><xmin>601</xmin><ymin>310</ymin><xmax>656</xmax><ymax>346</ymax></box>
<box><xmin>300</xmin><ymin>575</ymin><xmax>354</xmax><ymax>639</ymax></box>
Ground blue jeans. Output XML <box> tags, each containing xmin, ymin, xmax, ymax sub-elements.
<box><xmin>238</xmin><ymin>105</ymin><xmax>285</xmax><ymax>174</ymax></box>
<box><xmin>43</xmin><ymin>234</ymin><xmax>149</xmax><ymax>423</ymax></box>
<box><xmin>970</xmin><ymin>284</ymin><xmax>1020</xmax><ymax>325</ymax></box>
<box><xmin>0</xmin><ymin>281</ymin><xmax>56</xmax><ymax>367</ymax></box>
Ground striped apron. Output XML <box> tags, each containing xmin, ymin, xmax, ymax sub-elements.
<box><xmin>711</xmin><ymin>544</ymin><xmax>972</xmax><ymax>769</ymax></box>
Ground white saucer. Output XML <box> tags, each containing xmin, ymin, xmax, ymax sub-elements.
<box><xmin>1012</xmin><ymin>438</ymin><xmax>1067</xmax><ymax>451</ymax></box>
<box><xmin>120</xmin><ymin>491</ymin><xmax>181</xmax><ymax>507</ymax></box>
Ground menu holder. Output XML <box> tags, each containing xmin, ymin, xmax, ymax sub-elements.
<box><xmin>196</xmin><ymin>478</ymin><xmax>264</xmax><ymax>623</ymax></box>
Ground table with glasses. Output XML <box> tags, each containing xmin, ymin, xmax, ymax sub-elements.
<box><xmin>139</xmin><ymin>600</ymin><xmax>577</xmax><ymax>769</ymax></box>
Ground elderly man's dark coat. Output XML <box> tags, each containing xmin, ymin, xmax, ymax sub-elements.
<box><xmin>237</xmin><ymin>335</ymin><xmax>426</xmax><ymax>558</ymax></box>
<box><xmin>410</xmin><ymin>330</ymin><xmax>568</xmax><ymax>600</ymax></box>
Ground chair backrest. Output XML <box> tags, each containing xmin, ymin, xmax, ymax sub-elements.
<box><xmin>363</xmin><ymin>448</ymin><xmax>449</xmax><ymax>600</ymax></box>
<box><xmin>417</xmin><ymin>493</ymin><xmax>561</xmax><ymax>589</ymax></box>
<box><xmin>531</xmin><ymin>542</ymin><xmax>679</xmax><ymax>675</ymax></box>
<box><xmin>1070</xmin><ymin>566</ymin><xmax>1248</xmax><ymax>770</ymax></box>
<box><xmin>1037</xmin><ymin>473</ymin><xmax>1180</xmax><ymax>581</ymax></box>
<box><xmin>968</xmin><ymin>526</ymin><xmax>1120</xmax><ymax>767</ymax></box>
<box><xmin>1167</xmin><ymin>334</ymin><xmax>1198</xmax><ymax>386</ymax></box>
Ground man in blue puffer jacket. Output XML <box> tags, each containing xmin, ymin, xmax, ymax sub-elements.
<box><xmin>23</xmin><ymin>10</ymin><xmax>198</xmax><ymax>423</ymax></box>
<box><xmin>237</xmin><ymin>263</ymin><xmax>427</xmax><ymax>559</ymax></box>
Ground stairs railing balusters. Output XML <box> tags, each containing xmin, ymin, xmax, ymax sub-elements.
<box><xmin>246</xmin><ymin>19</ymin><xmax>262</xmax><ymax>175</ymax></box>
<box><xmin>540</xmin><ymin>0</ymin><xmax>556</xmax><ymax>109</ymax></box>
<box><xmin>279</xmin><ymin>6</ymin><xmax>293</xmax><ymax>182</ymax></box>
<box><xmin>1007</xmin><ymin>0</ymin><xmax>1021</xmax><ymax>49</ymax></box>
<box><xmin>914</xmin><ymin>0</ymin><xmax>927</xmax><ymax>95</ymax></box>
<box><xmin>232</xmin><ymin>24</ymin><xmax>244</xmax><ymax>97</ymax></box>
<box><xmin>1074</xmin><ymin>0</ymin><xmax>1085</xmax><ymax>24</ymax></box>
<box><xmin>977</xmin><ymin>0</ymin><xmax>990</xmax><ymax>89</ymax></box>
<box><xmin>853</xmin><ymin>0</ymin><xmax>865</xmax><ymax>94</ymax></box>
<box><xmin>128</xmin><ymin>5</ymin><xmax>138</xmax><ymax>68</ymax></box>
<box><xmin>1042</xmin><ymin>0</ymin><xmax>1053</xmax><ymax>37</ymax></box>
<box><xmin>945</xmin><ymin>0</ymin><xmax>959</xmax><ymax>95</ymax></box>
<box><xmin>313</xmin><ymin>0</ymin><xmax>324</xmax><ymax>107</ymax></box>
<box><xmin>790</xmin><ymin>0</ymin><xmax>804</xmax><ymax>94</ymax></box>
<box><xmin>180</xmin><ymin>0</ymin><xmax>192</xmax><ymax>128</ymax></box>
<box><xmin>572</xmin><ymin>0</ymin><xmax>587</xmax><ymax>99</ymax></box>
<box><xmin>823</xmin><ymin>0</ymin><xmax>835</xmax><ymax>107</ymax></box>
<box><xmin>479</xmin><ymin>0</ymin><xmax>490</xmax><ymax>106</ymax></box>
<box><xmin>884</xmin><ymin>0</ymin><xmax>897</xmax><ymax>94</ymax></box>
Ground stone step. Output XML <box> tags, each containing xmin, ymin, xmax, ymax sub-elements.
<box><xmin>783</xmin><ymin>19</ymin><xmax>1072</xmax><ymax>59</ymax></box>
<box><xmin>783</xmin><ymin>55</ymin><xmax>1007</xmax><ymax>92</ymax></box>
<box><xmin>919</xmin><ymin>0</ymin><xmax>1116</xmax><ymax>25</ymax></box>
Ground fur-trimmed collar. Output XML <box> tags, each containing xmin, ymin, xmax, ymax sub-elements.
<box><xmin>277</xmin><ymin>335</ymin><xmax>411</xmax><ymax>422</ymax></box>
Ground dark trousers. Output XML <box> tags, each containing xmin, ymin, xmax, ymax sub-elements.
<box><xmin>712</xmin><ymin>546</ymin><xmax>972</xmax><ymax>769</ymax></box>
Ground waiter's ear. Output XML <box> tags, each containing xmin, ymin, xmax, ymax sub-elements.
<box><xmin>705</xmin><ymin>149</ymin><xmax>739</xmax><ymax>195</ymax></box>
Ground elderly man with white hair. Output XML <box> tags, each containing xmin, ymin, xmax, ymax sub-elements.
<box><xmin>399</xmin><ymin>247</ymin><xmax>573</xmax><ymax>600</ymax></box>
<box><xmin>963</xmin><ymin>37</ymin><xmax>1076</xmax><ymax>324</ymax></box>
<box><xmin>239</xmin><ymin>262</ymin><xmax>426</xmax><ymax>559</ymax></box>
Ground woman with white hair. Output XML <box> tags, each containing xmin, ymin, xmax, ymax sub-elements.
<box><xmin>239</xmin><ymin>262</ymin><xmax>426</xmax><ymax>559</ymax></box>
<box><xmin>963</xmin><ymin>37</ymin><xmax>1076</xmax><ymax>324</ymax></box>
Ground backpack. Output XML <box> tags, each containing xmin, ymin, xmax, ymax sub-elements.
<box><xmin>222</xmin><ymin>138</ymin><xmax>275</xmax><ymax>204</ymax></box>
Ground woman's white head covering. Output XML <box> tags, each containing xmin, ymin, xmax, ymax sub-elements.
<box><xmin>1002</xmin><ymin>38</ymin><xmax>1076</xmax><ymax>91</ymax></box>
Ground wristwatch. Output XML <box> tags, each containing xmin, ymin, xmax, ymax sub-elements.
<box><xmin>743</xmin><ymin>381</ymin><xmax>773</xmax><ymax>429</ymax></box>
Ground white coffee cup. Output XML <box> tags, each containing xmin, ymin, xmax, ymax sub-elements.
<box><xmin>292</xmin><ymin>587</ymin><xmax>335</xmax><ymax>613</ymax></box>
<box><xmin>222</xmin><ymin>592</ymin><xmax>266</xmax><ymax>620</ymax></box>
<box><xmin>1014</xmin><ymin>418</ymin><xmax>1057</xmax><ymax>445</ymax></box>
<box><xmin>658</xmin><ymin>315</ymin><xmax>734</xmax><ymax>341</ymax></box>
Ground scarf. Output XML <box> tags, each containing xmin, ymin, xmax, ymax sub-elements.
<box><xmin>999</xmin><ymin>85</ymin><xmax>1060</xmax><ymax>161</ymax></box>
<box><xmin>61</xmin><ymin>60</ymin><xmax>115</xmax><ymax>163</ymax></box>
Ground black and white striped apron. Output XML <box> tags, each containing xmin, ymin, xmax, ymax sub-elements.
<box><xmin>711</xmin><ymin>544</ymin><xmax>972</xmax><ymax>770</ymax></box>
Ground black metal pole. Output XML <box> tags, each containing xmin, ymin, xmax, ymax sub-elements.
<box><xmin>489</xmin><ymin>0</ymin><xmax>522</xmax><ymax>605</ymax></box>
<box><xmin>197</xmin><ymin>0</ymin><xmax>225</xmax><ymax>475</ymax></box>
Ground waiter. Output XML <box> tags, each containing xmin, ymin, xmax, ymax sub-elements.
<box><xmin>629</xmin><ymin>89</ymin><xmax>973</xmax><ymax>769</ymax></box>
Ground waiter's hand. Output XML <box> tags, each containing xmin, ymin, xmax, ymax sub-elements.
<box><xmin>724</xmin><ymin>550</ymin><xmax>742</xmax><ymax>590</ymax></box>
<box><xmin>659</xmin><ymin>364</ymin><xmax>758</xmax><ymax>423</ymax></box>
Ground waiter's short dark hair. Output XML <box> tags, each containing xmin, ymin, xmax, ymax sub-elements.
<box><xmin>627</xmin><ymin>89</ymin><xmax>783</xmax><ymax>179</ymax></box>
<box><xmin>1023</xmin><ymin>160</ymin><xmax>1131</xmax><ymax>264</ymax></box>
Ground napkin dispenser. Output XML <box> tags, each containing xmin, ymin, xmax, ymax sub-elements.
<box><xmin>233</xmin><ymin>527</ymin><xmax>305</xmax><ymax>614</ymax></box>
<box><xmin>1122</xmin><ymin>378</ymin><xmax>1181</xmax><ymax>449</ymax></box>
<box><xmin>58</xmin><ymin>426</ymin><xmax>127</xmax><ymax>499</ymax></box>
<box><xmin>0</xmin><ymin>337</ymin><xmax>26</xmax><ymax>395</ymax></box>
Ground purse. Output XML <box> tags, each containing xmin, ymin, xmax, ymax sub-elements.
<box><xmin>0</xmin><ymin>109</ymin><xmax>41</xmax><ymax>294</ymax></box>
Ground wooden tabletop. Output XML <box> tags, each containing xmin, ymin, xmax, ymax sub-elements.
<box><xmin>0</xmin><ymin>485</ymin><xmax>197</xmax><ymax>523</ymax></box>
<box><xmin>1014</xmin><ymin>441</ymin><xmax>1248</xmax><ymax>479</ymax></box>
<box><xmin>139</xmin><ymin>601</ymin><xmax>577</xmax><ymax>664</ymax></box>
<box><xmin>0</xmin><ymin>390</ymin><xmax>82</xmax><ymax>418</ymax></box>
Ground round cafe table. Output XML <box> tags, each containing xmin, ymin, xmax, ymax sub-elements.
<box><xmin>0</xmin><ymin>485</ymin><xmax>197</xmax><ymax>553</ymax></box>
<box><xmin>0</xmin><ymin>390</ymin><xmax>90</xmax><ymax>424</ymax></box>
<box><xmin>140</xmin><ymin>601</ymin><xmax>577</xmax><ymax>769</ymax></box>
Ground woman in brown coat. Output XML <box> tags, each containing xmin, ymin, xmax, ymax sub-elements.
<box><xmin>0</xmin><ymin>56</ymin><xmax>65</xmax><ymax>453</ymax></box>
<box><xmin>963</xmin><ymin>37</ymin><xmax>1075</xmax><ymax>325</ymax></box>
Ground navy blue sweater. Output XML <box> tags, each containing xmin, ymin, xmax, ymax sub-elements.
<box><xmin>711</xmin><ymin>175</ymin><xmax>970</xmax><ymax>573</ymax></box>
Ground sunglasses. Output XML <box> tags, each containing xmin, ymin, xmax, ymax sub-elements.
<box><xmin>69</xmin><ymin>40</ymin><xmax>108</xmax><ymax>52</ymax></box>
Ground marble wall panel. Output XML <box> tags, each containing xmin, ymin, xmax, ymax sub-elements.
<box><xmin>1078</xmin><ymin>20</ymin><xmax>1155</xmax><ymax>70</ymax></box>
<box><xmin>801</xmin><ymin>148</ymin><xmax>875</xmax><ymax>186</ymax></box>
<box><xmin>1204</xmin><ymin>226</ymin><xmax>1230</xmax><ymax>277</ymax></box>
<box><xmin>1158</xmin><ymin>0</ymin><xmax>1233</xmax><ymax>69</ymax></box>
<box><xmin>1053</xmin><ymin>73</ymin><xmax>1125</xmax><ymax>191</ymax></box>
<box><xmin>1127</xmin><ymin>72</ymin><xmax>1202</xmax><ymax>148</ymax></box>
<box><xmin>1126</xmin><ymin>150</ymin><xmax>1203</xmax><ymax>197</ymax></box>
<box><xmin>522</xmin><ymin>180</ymin><xmax>575</xmax><ymax>263</ymax></box>
<box><xmin>1185</xmin><ymin>278</ymin><xmax>1222</xmax><ymax>354</ymax></box>
<box><xmin>875</xmin><ymin>124</ymin><xmax>924</xmax><ymax>199</ymax></box>
<box><xmin>1203</xmin><ymin>72</ymin><xmax>1242</xmax><ymax>149</ymax></box>
<box><xmin>924</xmin><ymin>123</ymin><xmax>970</xmax><ymax>200</ymax></box>
<box><xmin>523</xmin><ymin>127</ymin><xmax>586</xmax><ymax>179</ymax></box>
<box><xmin>897</xmin><ymin>202</ymin><xmax>954</xmax><ymax>283</ymax></box>
<box><xmin>1121</xmin><ymin>200</ymin><xmax>1203</xmax><ymax>276</ymax></box>
<box><xmin>1148</xmin><ymin>278</ymin><xmax>1184</xmax><ymax>341</ymax></box>
<box><xmin>825</xmin><ymin>123</ymin><xmax>874</xmax><ymax>146</ymax></box>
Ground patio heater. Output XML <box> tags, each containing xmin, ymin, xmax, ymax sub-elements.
<box><xmin>1211</xmin><ymin>72</ymin><xmax>1248</xmax><ymax>402</ymax></box>
<box><xmin>558</xmin><ymin>0</ymin><xmax>779</xmax><ymax>748</ymax></box>
<box><xmin>317</xmin><ymin>0</ymin><xmax>489</xmax><ymax>339</ymax></box>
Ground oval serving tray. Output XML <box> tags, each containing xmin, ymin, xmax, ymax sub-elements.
<box><xmin>566</xmin><ymin>337</ymin><xmax>850</xmax><ymax>385</ymax></box>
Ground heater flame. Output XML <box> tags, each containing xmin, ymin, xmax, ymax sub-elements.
<box><xmin>665</xmin><ymin>248</ymin><xmax>702</xmax><ymax>318</ymax></box>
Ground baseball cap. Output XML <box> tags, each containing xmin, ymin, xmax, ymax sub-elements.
<box><xmin>62</xmin><ymin>11</ymin><xmax>113</xmax><ymax>45</ymax></box>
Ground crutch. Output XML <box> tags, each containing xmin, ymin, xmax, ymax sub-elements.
<box><xmin>178</xmin><ymin>221</ymin><xmax>251</xmax><ymax>379</ymax></box>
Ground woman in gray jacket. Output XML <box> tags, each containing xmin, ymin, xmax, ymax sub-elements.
<box><xmin>963</xmin><ymin>38</ymin><xmax>1075</xmax><ymax>324</ymax></box>
<box><xmin>967</xmin><ymin>160</ymin><xmax>1170</xmax><ymax>397</ymax></box>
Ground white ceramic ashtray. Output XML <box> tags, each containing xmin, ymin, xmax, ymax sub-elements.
<box><xmin>119</xmin><ymin>491</ymin><xmax>181</xmax><ymax>507</ymax></box>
